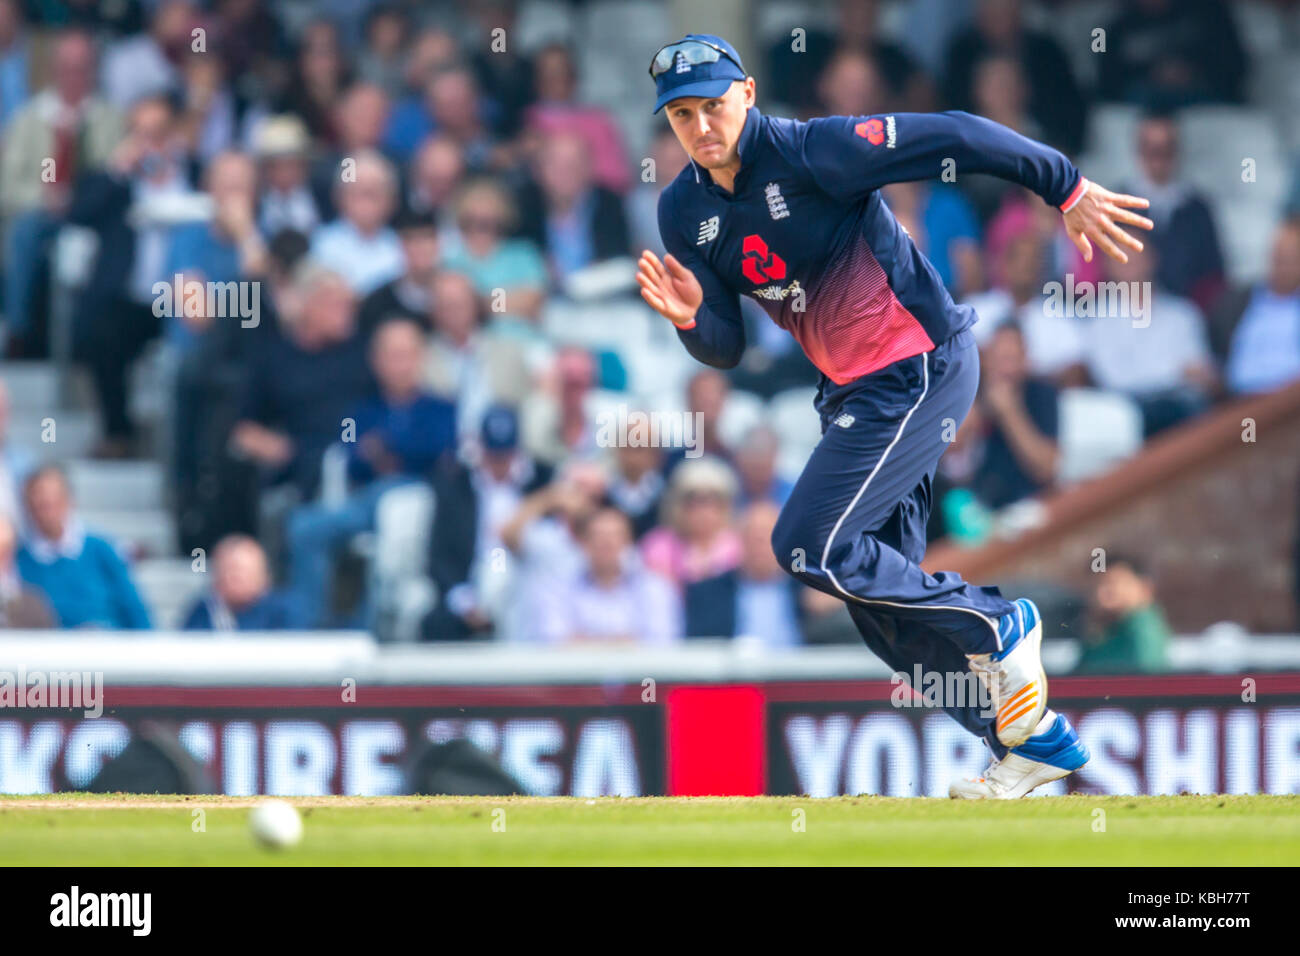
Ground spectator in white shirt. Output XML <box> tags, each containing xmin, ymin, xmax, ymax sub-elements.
<box><xmin>684</xmin><ymin>501</ymin><xmax>802</xmax><ymax>646</ymax></box>
<box><xmin>100</xmin><ymin>0</ymin><xmax>193</xmax><ymax>109</ymax></box>
<box><xmin>499</xmin><ymin>457</ymin><xmax>608</xmax><ymax>642</ymax></box>
<box><xmin>1226</xmin><ymin>219</ymin><xmax>1300</xmax><ymax>395</ymax></box>
<box><xmin>966</xmin><ymin>230</ymin><xmax>1088</xmax><ymax>384</ymax></box>
<box><xmin>1084</xmin><ymin>245</ymin><xmax>1218</xmax><ymax>436</ymax></box>
<box><xmin>533</xmin><ymin>507</ymin><xmax>681</xmax><ymax>647</ymax></box>
<box><xmin>422</xmin><ymin>405</ymin><xmax>553</xmax><ymax>642</ymax></box>
<box><xmin>424</xmin><ymin>270</ymin><xmax>534</xmax><ymax>440</ymax></box>
<box><xmin>309</xmin><ymin>149</ymin><xmax>405</xmax><ymax>295</ymax></box>
<box><xmin>254</xmin><ymin>114</ymin><xmax>321</xmax><ymax>238</ymax></box>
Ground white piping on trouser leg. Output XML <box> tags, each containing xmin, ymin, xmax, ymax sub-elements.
<box><xmin>817</xmin><ymin>352</ymin><xmax>1002</xmax><ymax>647</ymax></box>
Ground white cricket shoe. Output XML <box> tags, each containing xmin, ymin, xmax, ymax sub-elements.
<box><xmin>950</xmin><ymin>710</ymin><xmax>1090</xmax><ymax>800</ymax></box>
<box><xmin>966</xmin><ymin>598</ymin><xmax>1046</xmax><ymax>748</ymax></box>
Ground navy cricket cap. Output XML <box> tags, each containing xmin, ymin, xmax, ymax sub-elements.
<box><xmin>480</xmin><ymin>404</ymin><xmax>520</xmax><ymax>451</ymax></box>
<box><xmin>650</xmin><ymin>34</ymin><xmax>747</xmax><ymax>114</ymax></box>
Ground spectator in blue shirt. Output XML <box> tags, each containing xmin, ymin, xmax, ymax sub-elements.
<box><xmin>231</xmin><ymin>266</ymin><xmax>373</xmax><ymax>499</ymax></box>
<box><xmin>1224</xmin><ymin>219</ymin><xmax>1300</xmax><ymax>396</ymax></box>
<box><xmin>970</xmin><ymin>321</ymin><xmax>1060</xmax><ymax>509</ymax></box>
<box><xmin>734</xmin><ymin>424</ymin><xmax>793</xmax><ymax>508</ymax></box>
<box><xmin>516</xmin><ymin>129</ymin><xmax>631</xmax><ymax>287</ymax></box>
<box><xmin>0</xmin><ymin>0</ymin><xmax>29</xmax><ymax>130</ymax></box>
<box><xmin>882</xmin><ymin>180</ymin><xmax>983</xmax><ymax>298</ymax></box>
<box><xmin>183</xmin><ymin>534</ymin><xmax>303</xmax><ymax>631</ymax></box>
<box><xmin>16</xmin><ymin>466</ymin><xmax>151</xmax><ymax>629</ymax></box>
<box><xmin>163</xmin><ymin>151</ymin><xmax>267</xmax><ymax>352</ymax></box>
<box><xmin>385</xmin><ymin>63</ymin><xmax>496</xmax><ymax>167</ymax></box>
<box><xmin>286</xmin><ymin>318</ymin><xmax>457</xmax><ymax>626</ymax></box>
<box><xmin>685</xmin><ymin>501</ymin><xmax>802</xmax><ymax>646</ymax></box>
<box><xmin>532</xmin><ymin>507</ymin><xmax>682</xmax><ymax>646</ymax></box>
<box><xmin>309</xmin><ymin>149</ymin><xmax>405</xmax><ymax>296</ymax></box>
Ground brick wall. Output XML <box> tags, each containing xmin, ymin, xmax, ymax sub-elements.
<box><xmin>924</xmin><ymin>383</ymin><xmax>1300</xmax><ymax>633</ymax></box>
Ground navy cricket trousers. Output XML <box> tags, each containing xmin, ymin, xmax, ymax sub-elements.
<box><xmin>771</xmin><ymin>329</ymin><xmax>1015</xmax><ymax>753</ymax></box>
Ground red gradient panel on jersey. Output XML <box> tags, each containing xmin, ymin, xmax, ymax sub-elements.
<box><xmin>781</xmin><ymin>239</ymin><xmax>935</xmax><ymax>385</ymax></box>
<box><xmin>666</xmin><ymin>685</ymin><xmax>766</xmax><ymax>795</ymax></box>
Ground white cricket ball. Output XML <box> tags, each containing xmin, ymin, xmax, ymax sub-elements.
<box><xmin>248</xmin><ymin>799</ymin><xmax>304</xmax><ymax>850</ymax></box>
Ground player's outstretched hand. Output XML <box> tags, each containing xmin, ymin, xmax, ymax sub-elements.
<box><xmin>638</xmin><ymin>250</ymin><xmax>703</xmax><ymax>328</ymax></box>
<box><xmin>1062</xmin><ymin>179</ymin><xmax>1154</xmax><ymax>264</ymax></box>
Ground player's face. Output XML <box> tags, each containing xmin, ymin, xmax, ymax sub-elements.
<box><xmin>664</xmin><ymin>78</ymin><xmax>756</xmax><ymax>170</ymax></box>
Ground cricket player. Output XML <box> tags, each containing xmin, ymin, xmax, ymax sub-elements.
<box><xmin>637</xmin><ymin>35</ymin><xmax>1153</xmax><ymax>798</ymax></box>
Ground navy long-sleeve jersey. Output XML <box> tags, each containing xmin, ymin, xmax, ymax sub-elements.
<box><xmin>657</xmin><ymin>107</ymin><xmax>1084</xmax><ymax>385</ymax></box>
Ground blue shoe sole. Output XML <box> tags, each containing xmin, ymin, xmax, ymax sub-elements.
<box><xmin>1012</xmin><ymin>713</ymin><xmax>1090</xmax><ymax>772</ymax></box>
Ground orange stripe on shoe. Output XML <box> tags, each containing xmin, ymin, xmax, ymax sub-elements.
<box><xmin>998</xmin><ymin>683</ymin><xmax>1037</xmax><ymax>718</ymax></box>
<box><xmin>997</xmin><ymin>697</ymin><xmax>1040</xmax><ymax>732</ymax></box>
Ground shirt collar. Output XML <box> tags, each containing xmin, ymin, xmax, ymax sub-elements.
<box><xmin>691</xmin><ymin>106</ymin><xmax>762</xmax><ymax>192</ymax></box>
<box><xmin>736</xmin><ymin>106</ymin><xmax>761</xmax><ymax>162</ymax></box>
<box><xmin>25</xmin><ymin>518</ymin><xmax>86</xmax><ymax>563</ymax></box>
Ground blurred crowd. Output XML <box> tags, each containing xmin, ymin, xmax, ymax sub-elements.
<box><xmin>0</xmin><ymin>0</ymin><xmax>1296</xmax><ymax>666</ymax></box>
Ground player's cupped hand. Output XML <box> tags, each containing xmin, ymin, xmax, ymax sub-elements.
<box><xmin>637</xmin><ymin>250</ymin><xmax>703</xmax><ymax>328</ymax></box>
<box><xmin>1062</xmin><ymin>179</ymin><xmax>1154</xmax><ymax>264</ymax></box>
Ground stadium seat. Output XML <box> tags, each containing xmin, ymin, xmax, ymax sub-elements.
<box><xmin>583</xmin><ymin>388</ymin><xmax>633</xmax><ymax>449</ymax></box>
<box><xmin>717</xmin><ymin>389</ymin><xmax>767</xmax><ymax>451</ymax></box>
<box><xmin>767</xmin><ymin>387</ymin><xmax>821</xmax><ymax>482</ymax></box>
<box><xmin>1214</xmin><ymin>197</ymin><xmax>1281</xmax><ymax>284</ymax></box>
<box><xmin>516</xmin><ymin>0</ymin><xmax>578</xmax><ymax>50</ymax></box>
<box><xmin>623</xmin><ymin>342</ymin><xmax>693</xmax><ymax>404</ymax></box>
<box><xmin>756</xmin><ymin>1</ymin><xmax>831</xmax><ymax>45</ymax></box>
<box><xmin>1039</xmin><ymin>0</ymin><xmax>1116</xmax><ymax>90</ymax></box>
<box><xmin>134</xmin><ymin>557</ymin><xmax>206</xmax><ymax>629</ymax></box>
<box><xmin>51</xmin><ymin>225</ymin><xmax>98</xmax><ymax>288</ymax></box>
<box><xmin>369</xmin><ymin>482</ymin><xmax>437</xmax><ymax>643</ymax></box>
<box><xmin>23</xmin><ymin>410</ymin><xmax>97</xmax><ymax>460</ymax></box>
<box><xmin>562</xmin><ymin>257</ymin><xmax>638</xmax><ymax>301</ymax></box>
<box><xmin>66</xmin><ymin>460</ymin><xmax>165</xmax><ymax>513</ymax></box>
<box><xmin>1250</xmin><ymin>52</ymin><xmax>1300</xmax><ymax>151</ymax></box>
<box><xmin>1057</xmin><ymin>387</ymin><xmax>1143</xmax><ymax>484</ymax></box>
<box><xmin>1083</xmin><ymin>103</ymin><xmax>1142</xmax><ymax>178</ymax></box>
<box><xmin>584</xmin><ymin>0</ymin><xmax>664</xmax><ymax>41</ymax></box>
<box><xmin>1178</xmin><ymin>106</ymin><xmax>1287</xmax><ymax>207</ymax></box>
<box><xmin>541</xmin><ymin>298</ymin><xmax>651</xmax><ymax>354</ymax></box>
<box><xmin>1230</xmin><ymin>0</ymin><xmax>1289</xmax><ymax>58</ymax></box>
<box><xmin>80</xmin><ymin>507</ymin><xmax>176</xmax><ymax>559</ymax></box>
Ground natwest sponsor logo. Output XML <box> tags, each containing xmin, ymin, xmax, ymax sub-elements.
<box><xmin>854</xmin><ymin>115</ymin><xmax>896</xmax><ymax>148</ymax></box>
<box><xmin>749</xmin><ymin>278</ymin><xmax>804</xmax><ymax>303</ymax></box>
<box><xmin>855</xmin><ymin>118</ymin><xmax>885</xmax><ymax>144</ymax></box>
<box><xmin>741</xmin><ymin>233</ymin><xmax>786</xmax><ymax>284</ymax></box>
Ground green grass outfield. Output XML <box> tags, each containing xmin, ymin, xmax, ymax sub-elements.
<box><xmin>2</xmin><ymin>793</ymin><xmax>1298</xmax><ymax>865</ymax></box>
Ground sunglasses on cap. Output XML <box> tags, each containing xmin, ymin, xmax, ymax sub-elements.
<box><xmin>648</xmin><ymin>38</ymin><xmax>744</xmax><ymax>79</ymax></box>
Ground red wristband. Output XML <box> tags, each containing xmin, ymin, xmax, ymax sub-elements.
<box><xmin>1059</xmin><ymin>177</ymin><xmax>1088</xmax><ymax>213</ymax></box>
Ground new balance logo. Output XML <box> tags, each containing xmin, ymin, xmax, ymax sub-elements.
<box><xmin>834</xmin><ymin>413</ymin><xmax>855</xmax><ymax>429</ymax></box>
<box><xmin>765</xmin><ymin>182</ymin><xmax>789</xmax><ymax>220</ymax></box>
<box><xmin>697</xmin><ymin>216</ymin><xmax>719</xmax><ymax>245</ymax></box>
